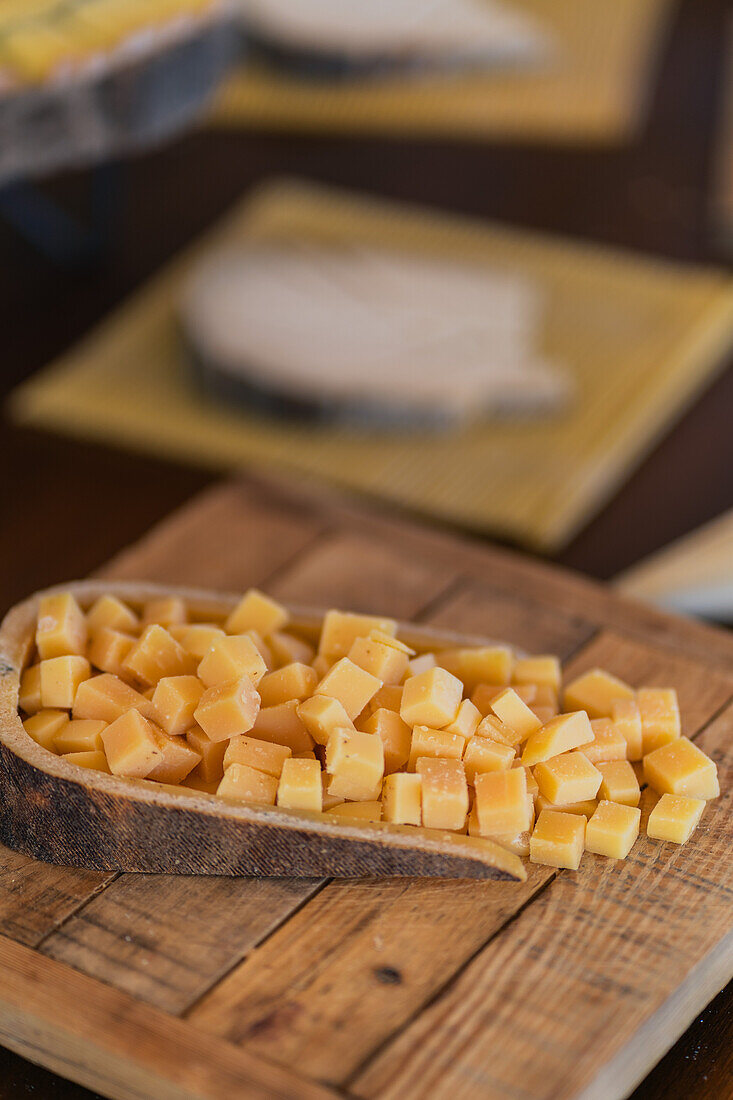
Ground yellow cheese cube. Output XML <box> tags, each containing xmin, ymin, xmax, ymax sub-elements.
<box><xmin>252</xmin><ymin>700</ymin><xmax>314</xmax><ymax>753</ymax></box>
<box><xmin>348</xmin><ymin>635</ymin><xmax>409</xmax><ymax>685</ymax></box>
<box><xmin>370</xmin><ymin>630</ymin><xmax>414</xmax><ymax>655</ymax></box>
<box><xmin>197</xmin><ymin>634</ymin><xmax>267</xmax><ymax>689</ymax></box>
<box><xmin>364</xmin><ymin>684</ymin><xmax>403</xmax><ymax>717</ymax></box>
<box><xmin>579</xmin><ymin>718</ymin><xmax>628</xmax><ymax>763</ymax></box>
<box><xmin>416</xmin><ymin>757</ymin><xmax>469</xmax><ymax>831</ymax></box>
<box><xmin>647</xmin><ymin>793</ymin><xmax>705</xmax><ymax>844</ymax></box>
<box><xmin>18</xmin><ymin>664</ymin><xmax>42</xmax><ymax>714</ymax></box>
<box><xmin>474</xmin><ymin>767</ymin><xmax>529</xmax><ymax>835</ymax></box>
<box><xmin>490</xmin><ymin>688</ymin><xmax>542</xmax><ymax>742</ymax></box>
<box><xmin>23</xmin><ymin>709</ymin><xmax>68</xmax><ymax>751</ymax></box>
<box><xmin>326</xmin><ymin>801</ymin><xmax>383</xmax><ymax>821</ymax></box>
<box><xmin>142</xmin><ymin>596</ymin><xmax>187</xmax><ymax>628</ymax></box>
<box><xmin>534</xmin><ymin>751</ymin><xmax>602</xmax><ymax>805</ymax></box>
<box><xmin>311</xmin><ymin>655</ymin><xmax>333</xmax><ymax>679</ymax></box>
<box><xmin>102</xmin><ymin>710</ymin><xmax>163</xmax><ymax>778</ymax></box>
<box><xmin>535</xmin><ymin>795</ymin><xmax>597</xmax><ymax>817</ymax></box>
<box><xmin>268</xmin><ymin>631</ymin><xmax>315</xmax><ymax>668</ymax></box>
<box><xmin>530</xmin><ymin>810</ymin><xmax>586</xmax><ymax>870</ymax></box>
<box><xmin>611</xmin><ymin>698</ymin><xmax>643</xmax><ymax>761</ymax></box>
<box><xmin>325</xmin><ymin>773</ymin><xmax>382</xmax><ymax>803</ymax></box>
<box><xmin>585</xmin><ymin>800</ymin><xmax>641</xmax><ymax>859</ymax></box>
<box><xmin>194</xmin><ymin>677</ymin><xmax>260</xmax><ymax>743</ymax></box>
<box><xmin>438</xmin><ymin>646</ymin><xmax>513</xmax><ymax>691</ymax></box>
<box><xmin>476</xmin><ymin>713</ymin><xmax>524</xmax><ymax>748</ymax></box>
<box><xmin>531</xmin><ymin>705</ymin><xmax>559</xmax><ymax>726</ymax></box>
<box><xmin>181</xmin><ymin>771</ymin><xmax>220</xmax><ymax>795</ymax></box>
<box><xmin>86</xmin><ymin>595</ymin><xmax>138</xmax><ymax>636</ymax></box>
<box><xmin>408</xmin><ymin>725</ymin><xmax>465</xmax><ymax>771</ymax></box>
<box><xmin>243</xmin><ymin>630</ymin><xmax>274</xmax><ymax>671</ymax></box>
<box><xmin>563</xmin><ymin>668</ymin><xmax>635</xmax><ymax>718</ymax></box>
<box><xmin>40</xmin><ymin>656</ymin><xmax>91</xmax><ymax>709</ymax></box>
<box><xmin>444</xmin><ymin>698</ymin><xmax>482</xmax><ymax>740</ymax></box>
<box><xmin>316</xmin><ymin>658</ymin><xmax>382</xmax><ymax>721</ymax></box>
<box><xmin>152</xmin><ymin>675</ymin><xmax>204</xmax><ymax>736</ymax></box>
<box><xmin>298</xmin><ymin>695</ymin><xmax>354</xmax><ymax>746</ymax></box>
<box><xmin>147</xmin><ymin>733</ymin><xmax>202</xmax><ymax>785</ymax></box>
<box><xmin>468</xmin><ymin>806</ymin><xmax>532</xmax><ymax>857</ymax></box>
<box><xmin>318</xmin><ymin>610</ymin><xmax>397</xmax><ymax>660</ymax></box>
<box><xmin>258</xmin><ymin>662</ymin><xmax>318</xmax><ymax>707</ymax></box>
<box><xmin>277</xmin><ymin>757</ymin><xmax>322</xmax><ymax>812</ymax></box>
<box><xmin>406</xmin><ymin>653</ymin><xmax>436</xmax><ymax>677</ymax></box>
<box><xmin>638</xmin><ymin>688</ymin><xmax>681</xmax><ymax>755</ymax></box>
<box><xmin>321</xmin><ymin>771</ymin><xmax>345</xmax><ymax>810</ymax></box>
<box><xmin>217</xmin><ymin>762</ymin><xmax>278</xmax><ymax>806</ymax></box>
<box><xmin>470</xmin><ymin>684</ymin><xmax>505</xmax><ymax>716</ymax></box>
<box><xmin>597</xmin><ymin>760</ymin><xmax>640</xmax><ymax>806</ymax></box>
<box><xmin>463</xmin><ymin>735</ymin><xmax>515</xmax><ymax>782</ymax></box>
<box><xmin>73</xmin><ymin>673</ymin><xmax>155</xmax><ymax>723</ymax></box>
<box><xmin>225</xmin><ymin>589</ymin><xmax>289</xmax><ymax>637</ymax></box>
<box><xmin>326</xmin><ymin>728</ymin><xmax>384</xmax><ymax>794</ymax></box>
<box><xmin>62</xmin><ymin>750</ymin><xmax>110</xmax><ymax>773</ymax></box>
<box><xmin>295</xmin><ymin>750</ymin><xmax>317</xmax><ymax>759</ymax></box>
<box><xmin>224</xmin><ymin>735</ymin><xmax>291</xmax><ymax>778</ymax></box>
<box><xmin>382</xmin><ymin>772</ymin><xmax>422</xmax><ymax>825</ymax></box>
<box><xmin>358</xmin><ymin>709</ymin><xmax>412</xmax><ymax>773</ymax></box>
<box><xmin>643</xmin><ymin>737</ymin><xmax>719</xmax><ymax>800</ymax></box>
<box><xmin>53</xmin><ymin>719</ymin><xmax>107</xmax><ymax>754</ymax></box>
<box><xmin>512</xmin><ymin>655</ymin><xmax>561</xmax><ymax>693</ymax></box>
<box><xmin>36</xmin><ymin>592</ymin><xmax>87</xmax><ymax>660</ymax></box>
<box><xmin>123</xmin><ymin>625</ymin><xmax>196</xmax><ymax>687</ymax></box>
<box><xmin>186</xmin><ymin>724</ymin><xmax>227</xmax><ymax>783</ymax></box>
<box><xmin>521</xmin><ymin>766</ymin><xmax>539</xmax><ymax>799</ymax></box>
<box><xmin>401</xmin><ymin>667</ymin><xmax>462</xmax><ymax>729</ymax></box>
<box><xmin>521</xmin><ymin>711</ymin><xmax>593</xmax><ymax>767</ymax></box>
<box><xmin>169</xmin><ymin>623</ymin><xmax>225</xmax><ymax>660</ymax></box>
<box><xmin>88</xmin><ymin>628</ymin><xmax>136</xmax><ymax>679</ymax></box>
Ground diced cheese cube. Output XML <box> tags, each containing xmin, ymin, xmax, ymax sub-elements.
<box><xmin>197</xmin><ymin>634</ymin><xmax>267</xmax><ymax>689</ymax></box>
<box><xmin>181</xmin><ymin>771</ymin><xmax>220</xmax><ymax>795</ymax></box>
<box><xmin>225</xmin><ymin>589</ymin><xmax>289</xmax><ymax>637</ymax></box>
<box><xmin>534</xmin><ymin>751</ymin><xmax>602</xmax><ymax>805</ymax></box>
<box><xmin>530</xmin><ymin>810</ymin><xmax>585</xmax><ymax>870</ymax></box>
<box><xmin>382</xmin><ymin>772</ymin><xmax>422</xmax><ymax>825</ymax></box>
<box><xmin>326</xmin><ymin>728</ymin><xmax>384</xmax><ymax>794</ymax></box>
<box><xmin>243</xmin><ymin>630</ymin><xmax>274</xmax><ymax>671</ymax></box>
<box><xmin>534</xmin><ymin>794</ymin><xmax>597</xmax><ymax>817</ymax></box>
<box><xmin>23</xmin><ymin>709</ymin><xmax>68</xmax><ymax>751</ymax></box>
<box><xmin>186</xmin><ymin>724</ymin><xmax>227</xmax><ymax>783</ymax></box>
<box><xmin>62</xmin><ymin>750</ymin><xmax>110</xmax><ymax>773</ymax></box>
<box><xmin>490</xmin><ymin>687</ymin><xmax>542</xmax><ymax>742</ymax></box>
<box><xmin>416</xmin><ymin>757</ymin><xmax>468</xmax><ymax>831</ymax></box>
<box><xmin>298</xmin><ymin>695</ymin><xmax>354</xmax><ymax>746</ymax></box>
<box><xmin>217</xmin><ymin>762</ymin><xmax>278</xmax><ymax>806</ymax></box>
<box><xmin>401</xmin><ymin>667</ymin><xmax>462</xmax><ymax>729</ymax></box>
<box><xmin>53</xmin><ymin>719</ymin><xmax>107</xmax><ymax>754</ymax></box>
<box><xmin>521</xmin><ymin>711</ymin><xmax>593</xmax><ymax>767</ymax></box>
<box><xmin>88</xmin><ymin>628</ymin><xmax>136</xmax><ymax>679</ymax></box>
<box><xmin>463</xmin><ymin>735</ymin><xmax>515</xmax><ymax>782</ymax></box>
<box><xmin>596</xmin><ymin>760</ymin><xmax>640</xmax><ymax>806</ymax></box>
<box><xmin>277</xmin><ymin>758</ymin><xmax>322</xmax><ymax>812</ymax></box>
<box><xmin>258</xmin><ymin>662</ymin><xmax>318</xmax><ymax>707</ymax></box>
<box><xmin>73</xmin><ymin>673</ymin><xmax>154</xmax><ymax>723</ymax></box>
<box><xmin>611</xmin><ymin>698</ymin><xmax>643</xmax><ymax>761</ymax></box>
<box><xmin>643</xmin><ymin>737</ymin><xmax>719</xmax><ymax>800</ymax></box>
<box><xmin>512</xmin><ymin>655</ymin><xmax>561</xmax><ymax>693</ymax></box>
<box><xmin>142</xmin><ymin>596</ymin><xmax>187</xmax><ymax>628</ymax></box>
<box><xmin>407</xmin><ymin>725</ymin><xmax>465</xmax><ymax>771</ymax></box>
<box><xmin>364</xmin><ymin>684</ymin><xmax>403</xmax><ymax>718</ymax></box>
<box><xmin>102</xmin><ymin>710</ymin><xmax>163</xmax><ymax>778</ymax></box>
<box><xmin>86</xmin><ymin>595</ymin><xmax>138</xmax><ymax>636</ymax></box>
<box><xmin>194</xmin><ymin>677</ymin><xmax>260</xmax><ymax>742</ymax></box>
<box><xmin>318</xmin><ymin>610</ymin><xmax>397</xmax><ymax>660</ymax></box>
<box><xmin>326</xmin><ymin>801</ymin><xmax>383</xmax><ymax>821</ymax></box>
<box><xmin>467</xmin><ymin>806</ymin><xmax>532</xmax><ymax>857</ymax></box>
<box><xmin>147</xmin><ymin>732</ymin><xmax>202</xmax><ymax>785</ymax></box>
<box><xmin>585</xmin><ymin>800</ymin><xmax>640</xmax><ymax>859</ymax></box>
<box><xmin>646</xmin><ymin>793</ymin><xmax>705</xmax><ymax>844</ymax></box>
<box><xmin>18</xmin><ymin>664</ymin><xmax>42</xmax><ymax>714</ymax></box>
<box><xmin>579</xmin><ymin>718</ymin><xmax>628</xmax><ymax>763</ymax></box>
<box><xmin>563</xmin><ymin>668</ymin><xmax>635</xmax><ymax>718</ymax></box>
<box><xmin>252</xmin><ymin>700</ymin><xmax>314</xmax><ymax>753</ymax></box>
<box><xmin>443</xmin><ymin>698</ymin><xmax>482</xmax><ymax>740</ymax></box>
<box><xmin>36</xmin><ymin>592</ymin><xmax>87</xmax><ymax>660</ymax></box>
<box><xmin>470</xmin><ymin>684</ymin><xmax>505</xmax><ymax>716</ymax></box>
<box><xmin>638</xmin><ymin>688</ymin><xmax>681</xmax><ymax>755</ymax></box>
<box><xmin>123</xmin><ymin>625</ymin><xmax>196</xmax><ymax>687</ymax></box>
<box><xmin>268</xmin><ymin>631</ymin><xmax>315</xmax><ymax>668</ymax></box>
<box><xmin>476</xmin><ymin>713</ymin><xmax>524</xmax><ymax>748</ymax></box>
<box><xmin>316</xmin><ymin>658</ymin><xmax>382</xmax><ymax>720</ymax></box>
<box><xmin>325</xmin><ymin>773</ymin><xmax>383</xmax><ymax>803</ymax></box>
<box><xmin>224</xmin><ymin>735</ymin><xmax>291</xmax><ymax>778</ymax></box>
<box><xmin>152</xmin><ymin>675</ymin><xmax>204</xmax><ymax>736</ymax></box>
<box><xmin>438</xmin><ymin>647</ymin><xmax>513</xmax><ymax>690</ymax></box>
<box><xmin>169</xmin><ymin>624</ymin><xmax>225</xmax><ymax>660</ymax></box>
<box><xmin>39</xmin><ymin>656</ymin><xmax>91</xmax><ymax>709</ymax></box>
<box><xmin>358</xmin><ymin>709</ymin><xmax>412</xmax><ymax>773</ymax></box>
<box><xmin>406</xmin><ymin>653</ymin><xmax>436</xmax><ymax>677</ymax></box>
<box><xmin>348</xmin><ymin>635</ymin><xmax>409</xmax><ymax>685</ymax></box>
<box><xmin>474</xmin><ymin>767</ymin><xmax>528</xmax><ymax>835</ymax></box>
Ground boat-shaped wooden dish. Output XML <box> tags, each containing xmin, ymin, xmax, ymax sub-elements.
<box><xmin>0</xmin><ymin>581</ymin><xmax>525</xmax><ymax>882</ymax></box>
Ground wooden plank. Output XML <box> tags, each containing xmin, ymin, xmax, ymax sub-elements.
<box><xmin>0</xmin><ymin>852</ymin><xmax>113</xmax><ymax>948</ymax></box>
<box><xmin>187</xmin><ymin>629</ymin><xmax>732</xmax><ymax>1084</ymax></box>
<box><xmin>0</xmin><ymin>934</ymin><xmax>336</xmax><ymax>1100</ymax></box>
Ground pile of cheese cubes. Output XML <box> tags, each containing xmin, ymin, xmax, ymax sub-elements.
<box><xmin>18</xmin><ymin>589</ymin><xmax>720</xmax><ymax>870</ymax></box>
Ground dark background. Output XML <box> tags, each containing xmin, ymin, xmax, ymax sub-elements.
<box><xmin>0</xmin><ymin>0</ymin><xmax>732</xmax><ymax>1095</ymax></box>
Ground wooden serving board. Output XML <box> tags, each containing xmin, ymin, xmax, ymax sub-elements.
<box><xmin>0</xmin><ymin>473</ymin><xmax>731</xmax><ymax>1100</ymax></box>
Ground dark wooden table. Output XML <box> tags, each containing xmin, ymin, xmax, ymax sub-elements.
<box><xmin>0</xmin><ymin>0</ymin><xmax>731</xmax><ymax>1095</ymax></box>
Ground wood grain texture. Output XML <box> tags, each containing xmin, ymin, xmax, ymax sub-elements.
<box><xmin>0</xmin><ymin>853</ymin><xmax>113</xmax><ymax>948</ymax></box>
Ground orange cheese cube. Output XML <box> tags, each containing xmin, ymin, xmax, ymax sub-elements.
<box><xmin>563</xmin><ymin>668</ymin><xmax>635</xmax><ymax>718</ymax></box>
<box><xmin>194</xmin><ymin>677</ymin><xmax>260</xmax><ymax>742</ymax></box>
<box><xmin>53</xmin><ymin>719</ymin><xmax>107</xmax><ymax>754</ymax></box>
<box><xmin>444</xmin><ymin>698</ymin><xmax>482</xmax><ymax>740</ymax></box>
<box><xmin>401</xmin><ymin>667</ymin><xmax>462</xmax><ymax>729</ymax></box>
<box><xmin>39</xmin><ymin>656</ymin><xmax>91</xmax><ymax>709</ymax></box>
<box><xmin>586</xmin><ymin>800</ymin><xmax>640</xmax><ymax>859</ymax></box>
<box><xmin>364</xmin><ymin>684</ymin><xmax>403</xmax><ymax>717</ymax></box>
<box><xmin>579</xmin><ymin>718</ymin><xmax>628</xmax><ymax>763</ymax></box>
<box><xmin>169</xmin><ymin>623</ymin><xmax>225</xmax><ymax>660</ymax></box>
<box><xmin>643</xmin><ymin>737</ymin><xmax>719</xmax><ymax>800</ymax></box>
<box><xmin>102</xmin><ymin>710</ymin><xmax>163</xmax><ymax>778</ymax></box>
<box><xmin>224</xmin><ymin>735</ymin><xmax>291</xmax><ymax>777</ymax></box>
<box><xmin>535</xmin><ymin>795</ymin><xmax>597</xmax><ymax>817</ymax></box>
<box><xmin>18</xmin><ymin>664</ymin><xmax>42</xmax><ymax>714</ymax></box>
<box><xmin>647</xmin><ymin>793</ymin><xmax>705</xmax><ymax>844</ymax></box>
<box><xmin>269</xmin><ymin>631</ymin><xmax>315</xmax><ymax>668</ymax></box>
<box><xmin>408</xmin><ymin>725</ymin><xmax>465</xmax><ymax>771</ymax></box>
<box><xmin>530</xmin><ymin>809</ymin><xmax>586</xmax><ymax>870</ymax></box>
<box><xmin>438</xmin><ymin>646</ymin><xmax>513</xmax><ymax>691</ymax></box>
<box><xmin>358</xmin><ymin>709</ymin><xmax>412</xmax><ymax>773</ymax></box>
<box><xmin>225</xmin><ymin>589</ymin><xmax>289</xmax><ymax>637</ymax></box>
<box><xmin>470</xmin><ymin>684</ymin><xmax>505</xmax><ymax>716</ymax></box>
<box><xmin>638</xmin><ymin>688</ymin><xmax>681</xmax><ymax>755</ymax></box>
<box><xmin>382</xmin><ymin>772</ymin><xmax>422</xmax><ymax>825</ymax></box>
<box><xmin>321</xmin><ymin>771</ymin><xmax>344</xmax><ymax>810</ymax></box>
<box><xmin>243</xmin><ymin>630</ymin><xmax>274</xmax><ymax>671</ymax></box>
<box><xmin>326</xmin><ymin>801</ymin><xmax>382</xmax><ymax>821</ymax></box>
<box><xmin>519</xmin><ymin>765</ymin><xmax>539</xmax><ymax>799</ymax></box>
<box><xmin>186</xmin><ymin>724</ymin><xmax>227</xmax><ymax>783</ymax></box>
<box><xmin>311</xmin><ymin>655</ymin><xmax>333</xmax><ymax>679</ymax></box>
<box><xmin>258</xmin><ymin>663</ymin><xmax>318</xmax><ymax>707</ymax></box>
<box><xmin>348</xmin><ymin>634</ymin><xmax>409</xmax><ymax>685</ymax></box>
<box><xmin>463</xmin><ymin>735</ymin><xmax>515</xmax><ymax>782</ymax></box>
<box><xmin>467</xmin><ymin>806</ymin><xmax>532</xmax><ymax>857</ymax></box>
<box><xmin>490</xmin><ymin>687</ymin><xmax>542</xmax><ymax>742</ymax></box>
<box><xmin>316</xmin><ymin>658</ymin><xmax>382</xmax><ymax>721</ymax></box>
<box><xmin>88</xmin><ymin>628</ymin><xmax>136</xmax><ymax>679</ymax></box>
<box><xmin>610</xmin><ymin>698</ymin><xmax>643</xmax><ymax>761</ymax></box>
<box><xmin>23</xmin><ymin>709</ymin><xmax>68</xmax><ymax>751</ymax></box>
<box><xmin>36</xmin><ymin>592</ymin><xmax>87</xmax><ymax>659</ymax></box>
<box><xmin>152</xmin><ymin>675</ymin><xmax>204</xmax><ymax>736</ymax></box>
<box><xmin>298</xmin><ymin>695</ymin><xmax>354</xmax><ymax>746</ymax></box>
<box><xmin>147</xmin><ymin>733</ymin><xmax>202</xmax><ymax>785</ymax></box>
<box><xmin>521</xmin><ymin>711</ymin><xmax>593</xmax><ymax>767</ymax></box>
<box><xmin>123</xmin><ymin>625</ymin><xmax>195</xmax><ymax>687</ymax></box>
<box><xmin>197</xmin><ymin>634</ymin><xmax>267</xmax><ymax>689</ymax></box>
<box><xmin>325</xmin><ymin>773</ymin><xmax>382</xmax><ymax>803</ymax></box>
<box><xmin>597</xmin><ymin>760</ymin><xmax>640</xmax><ymax>806</ymax></box>
<box><xmin>277</xmin><ymin>757</ymin><xmax>322</xmax><ymax>813</ymax></box>
<box><xmin>416</xmin><ymin>757</ymin><xmax>468</xmax><ymax>831</ymax></box>
<box><xmin>476</xmin><ymin>713</ymin><xmax>524</xmax><ymax>748</ymax></box>
<box><xmin>62</xmin><ymin>750</ymin><xmax>110</xmax><ymax>773</ymax></box>
<box><xmin>73</xmin><ymin>673</ymin><xmax>155</xmax><ymax>723</ymax></box>
<box><xmin>86</xmin><ymin>595</ymin><xmax>138</xmax><ymax>636</ymax></box>
<box><xmin>318</xmin><ymin>610</ymin><xmax>397</xmax><ymax>660</ymax></box>
<box><xmin>474</xmin><ymin>767</ymin><xmax>529</xmax><ymax>835</ymax></box>
<box><xmin>181</xmin><ymin>771</ymin><xmax>220</xmax><ymax>795</ymax></box>
<box><xmin>512</xmin><ymin>655</ymin><xmax>561</xmax><ymax>693</ymax></box>
<box><xmin>534</xmin><ymin>751</ymin><xmax>602</xmax><ymax>805</ymax></box>
<box><xmin>217</xmin><ymin>762</ymin><xmax>278</xmax><ymax>806</ymax></box>
<box><xmin>252</xmin><ymin>700</ymin><xmax>314</xmax><ymax>753</ymax></box>
<box><xmin>142</xmin><ymin>596</ymin><xmax>187</xmax><ymax>628</ymax></box>
<box><xmin>326</xmin><ymin>728</ymin><xmax>384</xmax><ymax>795</ymax></box>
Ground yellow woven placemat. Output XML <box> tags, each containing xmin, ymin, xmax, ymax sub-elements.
<box><xmin>210</xmin><ymin>0</ymin><xmax>674</xmax><ymax>142</ymax></box>
<box><xmin>10</xmin><ymin>179</ymin><xmax>733</xmax><ymax>551</ymax></box>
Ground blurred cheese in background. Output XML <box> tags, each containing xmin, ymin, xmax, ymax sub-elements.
<box><xmin>180</xmin><ymin>241</ymin><xmax>571</xmax><ymax>428</ymax></box>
